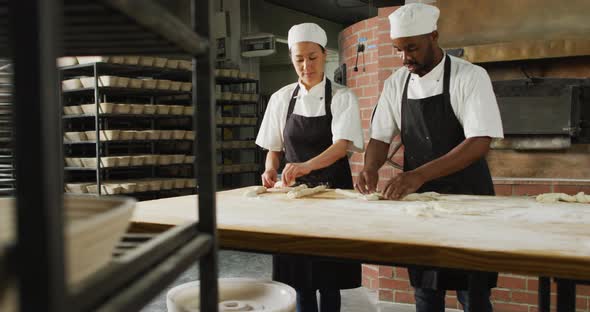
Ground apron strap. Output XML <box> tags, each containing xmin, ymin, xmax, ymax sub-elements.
<box><xmin>442</xmin><ymin>54</ymin><xmax>451</xmax><ymax>105</ymax></box>
<box><xmin>286</xmin><ymin>84</ymin><xmax>300</xmax><ymax>119</ymax></box>
<box><xmin>324</xmin><ymin>79</ymin><xmax>333</xmax><ymax>118</ymax></box>
<box><xmin>400</xmin><ymin>72</ymin><xmax>412</xmax><ymax>145</ymax></box>
<box><xmin>286</xmin><ymin>79</ymin><xmax>333</xmax><ymax>120</ymax></box>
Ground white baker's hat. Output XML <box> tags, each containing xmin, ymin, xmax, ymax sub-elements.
<box><xmin>388</xmin><ymin>3</ymin><xmax>440</xmax><ymax>40</ymax></box>
<box><xmin>287</xmin><ymin>23</ymin><xmax>327</xmax><ymax>49</ymax></box>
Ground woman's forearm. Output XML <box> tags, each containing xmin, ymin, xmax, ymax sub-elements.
<box><xmin>305</xmin><ymin>139</ymin><xmax>349</xmax><ymax>171</ymax></box>
<box><xmin>265</xmin><ymin>151</ymin><xmax>282</xmax><ymax>172</ymax></box>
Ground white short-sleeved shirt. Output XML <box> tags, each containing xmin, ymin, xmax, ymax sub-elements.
<box><xmin>370</xmin><ymin>54</ymin><xmax>504</xmax><ymax>144</ymax></box>
<box><xmin>256</xmin><ymin>76</ymin><xmax>364</xmax><ymax>153</ymax></box>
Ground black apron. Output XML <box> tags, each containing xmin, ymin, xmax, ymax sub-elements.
<box><xmin>401</xmin><ymin>55</ymin><xmax>498</xmax><ymax>290</ymax></box>
<box><xmin>272</xmin><ymin>79</ymin><xmax>361</xmax><ymax>290</ymax></box>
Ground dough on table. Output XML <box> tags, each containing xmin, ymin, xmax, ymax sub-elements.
<box><xmin>537</xmin><ymin>192</ymin><xmax>590</xmax><ymax>204</ymax></box>
<box><xmin>334</xmin><ymin>189</ymin><xmax>382</xmax><ymax>201</ymax></box>
<box><xmin>268</xmin><ymin>184</ymin><xmax>308</xmax><ymax>193</ymax></box>
<box><xmin>287</xmin><ymin>185</ymin><xmax>327</xmax><ymax>199</ymax></box>
<box><xmin>273</xmin><ymin>180</ymin><xmax>295</xmax><ymax>188</ymax></box>
<box><xmin>402</xmin><ymin>192</ymin><xmax>441</xmax><ymax>202</ymax></box>
<box><xmin>243</xmin><ymin>186</ymin><xmax>267</xmax><ymax>197</ymax></box>
<box><xmin>576</xmin><ymin>192</ymin><xmax>590</xmax><ymax>203</ymax></box>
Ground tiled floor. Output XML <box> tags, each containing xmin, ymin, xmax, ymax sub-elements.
<box><xmin>141</xmin><ymin>250</ymin><xmax>460</xmax><ymax>312</ymax></box>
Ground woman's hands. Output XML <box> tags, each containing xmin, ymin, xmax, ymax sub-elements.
<box><xmin>261</xmin><ymin>168</ymin><xmax>278</xmax><ymax>188</ymax></box>
<box><xmin>281</xmin><ymin>162</ymin><xmax>313</xmax><ymax>186</ymax></box>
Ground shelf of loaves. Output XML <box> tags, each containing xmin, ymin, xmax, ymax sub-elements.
<box><xmin>58</xmin><ymin>57</ymin><xmax>258</xmax><ymax>82</ymax></box>
<box><xmin>216</xmin><ymin>163</ymin><xmax>260</xmax><ymax>174</ymax></box>
<box><xmin>58</xmin><ymin>56</ymin><xmax>193</xmax><ymax>71</ymax></box>
<box><xmin>65</xmin><ymin>178</ymin><xmax>197</xmax><ymax>195</ymax></box>
<box><xmin>64</xmin><ymin>130</ymin><xmax>195</xmax><ymax>143</ymax></box>
<box><xmin>61</xmin><ymin>76</ymin><xmax>192</xmax><ymax>92</ymax></box>
<box><xmin>216</xmin><ymin>117</ymin><xmax>258</xmax><ymax>126</ymax></box>
<box><xmin>215</xmin><ymin>92</ymin><xmax>259</xmax><ymax>103</ymax></box>
<box><xmin>63</xmin><ymin>103</ymin><xmax>193</xmax><ymax>117</ymax></box>
<box><xmin>64</xmin><ymin>154</ymin><xmax>195</xmax><ymax>169</ymax></box>
<box><xmin>216</xmin><ymin>140</ymin><xmax>257</xmax><ymax>150</ymax></box>
<box><xmin>214</xmin><ymin>68</ymin><xmax>256</xmax><ymax>81</ymax></box>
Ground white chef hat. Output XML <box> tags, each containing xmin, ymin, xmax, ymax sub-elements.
<box><xmin>287</xmin><ymin>23</ymin><xmax>327</xmax><ymax>49</ymax></box>
<box><xmin>388</xmin><ymin>3</ymin><xmax>440</xmax><ymax>40</ymax></box>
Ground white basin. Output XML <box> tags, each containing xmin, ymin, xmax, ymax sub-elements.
<box><xmin>167</xmin><ymin>278</ymin><xmax>296</xmax><ymax>312</ymax></box>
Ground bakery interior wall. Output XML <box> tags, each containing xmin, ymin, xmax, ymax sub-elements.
<box><xmin>155</xmin><ymin>0</ymin><xmax>346</xmax><ymax>185</ymax></box>
<box><xmin>340</xmin><ymin>0</ymin><xmax>590</xmax><ymax>310</ymax></box>
<box><xmin>246</xmin><ymin>0</ymin><xmax>344</xmax><ymax>97</ymax></box>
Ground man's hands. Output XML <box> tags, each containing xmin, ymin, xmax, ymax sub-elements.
<box><xmin>355</xmin><ymin>168</ymin><xmax>379</xmax><ymax>194</ymax></box>
<box><xmin>356</xmin><ymin>169</ymin><xmax>425</xmax><ymax>200</ymax></box>
<box><xmin>381</xmin><ymin>170</ymin><xmax>425</xmax><ymax>200</ymax></box>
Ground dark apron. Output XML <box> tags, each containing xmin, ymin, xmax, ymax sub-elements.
<box><xmin>401</xmin><ymin>55</ymin><xmax>498</xmax><ymax>290</ymax></box>
<box><xmin>272</xmin><ymin>79</ymin><xmax>361</xmax><ymax>290</ymax></box>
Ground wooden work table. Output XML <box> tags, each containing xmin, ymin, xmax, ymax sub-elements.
<box><xmin>132</xmin><ymin>187</ymin><xmax>590</xmax><ymax>282</ymax></box>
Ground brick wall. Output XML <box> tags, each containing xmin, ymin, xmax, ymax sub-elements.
<box><xmin>339</xmin><ymin>5</ymin><xmax>590</xmax><ymax>312</ymax></box>
<box><xmin>338</xmin><ymin>6</ymin><xmax>403</xmax><ymax>191</ymax></box>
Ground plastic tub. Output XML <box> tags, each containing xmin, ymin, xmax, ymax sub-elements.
<box><xmin>166</xmin><ymin>59</ymin><xmax>179</xmax><ymax>69</ymax></box>
<box><xmin>76</xmin><ymin>56</ymin><xmax>109</xmax><ymax>64</ymax></box>
<box><xmin>156</xmin><ymin>105</ymin><xmax>171</xmax><ymax>115</ymax></box>
<box><xmin>143</xmin><ymin>105</ymin><xmax>157</xmax><ymax>114</ymax></box>
<box><xmin>124</xmin><ymin>56</ymin><xmax>140</xmax><ymax>65</ymax></box>
<box><xmin>57</xmin><ymin>57</ymin><xmax>78</xmax><ymax>67</ymax></box>
<box><xmin>129</xmin><ymin>78</ymin><xmax>143</xmax><ymax>89</ymax></box>
<box><xmin>62</xmin><ymin>78</ymin><xmax>82</xmax><ymax>91</ymax></box>
<box><xmin>180</xmin><ymin>82</ymin><xmax>192</xmax><ymax>92</ymax></box>
<box><xmin>178</xmin><ymin>60</ymin><xmax>192</xmax><ymax>71</ymax></box>
<box><xmin>130</xmin><ymin>104</ymin><xmax>144</xmax><ymax>115</ymax></box>
<box><xmin>166</xmin><ymin>278</ymin><xmax>296</xmax><ymax>312</ymax></box>
<box><xmin>64</xmin><ymin>131</ymin><xmax>87</xmax><ymax>142</ymax></box>
<box><xmin>142</xmin><ymin>79</ymin><xmax>157</xmax><ymax>89</ymax></box>
<box><xmin>139</xmin><ymin>56</ymin><xmax>155</xmax><ymax>67</ymax></box>
<box><xmin>156</xmin><ymin>80</ymin><xmax>172</xmax><ymax>90</ymax></box>
<box><xmin>172</xmin><ymin>130</ymin><xmax>186</xmax><ymax>140</ymax></box>
<box><xmin>153</xmin><ymin>57</ymin><xmax>168</xmax><ymax>68</ymax></box>
<box><xmin>169</xmin><ymin>81</ymin><xmax>182</xmax><ymax>91</ymax></box>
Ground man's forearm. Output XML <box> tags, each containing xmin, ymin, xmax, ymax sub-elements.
<box><xmin>364</xmin><ymin>139</ymin><xmax>390</xmax><ymax>171</ymax></box>
<box><xmin>413</xmin><ymin>137</ymin><xmax>492</xmax><ymax>182</ymax></box>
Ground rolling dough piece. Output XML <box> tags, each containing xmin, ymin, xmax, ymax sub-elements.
<box><xmin>402</xmin><ymin>192</ymin><xmax>441</xmax><ymax>202</ymax></box>
<box><xmin>537</xmin><ymin>193</ymin><xmax>575</xmax><ymax>203</ymax></box>
<box><xmin>243</xmin><ymin>186</ymin><xmax>267</xmax><ymax>197</ymax></box>
<box><xmin>268</xmin><ymin>184</ymin><xmax>308</xmax><ymax>193</ymax></box>
<box><xmin>362</xmin><ymin>193</ymin><xmax>382</xmax><ymax>201</ymax></box>
<box><xmin>274</xmin><ymin>180</ymin><xmax>295</xmax><ymax>188</ymax></box>
<box><xmin>537</xmin><ymin>192</ymin><xmax>590</xmax><ymax>204</ymax></box>
<box><xmin>334</xmin><ymin>189</ymin><xmax>382</xmax><ymax>201</ymax></box>
<box><xmin>287</xmin><ymin>185</ymin><xmax>327</xmax><ymax>199</ymax></box>
<box><xmin>576</xmin><ymin>192</ymin><xmax>590</xmax><ymax>204</ymax></box>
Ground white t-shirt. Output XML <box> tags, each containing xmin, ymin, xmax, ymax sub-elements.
<box><xmin>370</xmin><ymin>54</ymin><xmax>504</xmax><ymax>144</ymax></box>
<box><xmin>256</xmin><ymin>76</ymin><xmax>364</xmax><ymax>153</ymax></box>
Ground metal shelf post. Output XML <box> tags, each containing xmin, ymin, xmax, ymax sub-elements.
<box><xmin>193</xmin><ymin>0</ymin><xmax>219</xmax><ymax>310</ymax></box>
<box><xmin>10</xmin><ymin>0</ymin><xmax>67</xmax><ymax>311</ymax></box>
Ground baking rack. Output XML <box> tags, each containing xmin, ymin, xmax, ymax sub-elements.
<box><xmin>1</xmin><ymin>0</ymin><xmax>219</xmax><ymax>311</ymax></box>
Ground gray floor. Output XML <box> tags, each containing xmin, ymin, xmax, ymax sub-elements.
<box><xmin>141</xmin><ymin>250</ymin><xmax>458</xmax><ymax>312</ymax></box>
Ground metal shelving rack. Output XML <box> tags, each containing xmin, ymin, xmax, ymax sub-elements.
<box><xmin>0</xmin><ymin>64</ymin><xmax>14</xmax><ymax>196</ymax></box>
<box><xmin>2</xmin><ymin>0</ymin><xmax>219</xmax><ymax>311</ymax></box>
<box><xmin>216</xmin><ymin>75</ymin><xmax>263</xmax><ymax>189</ymax></box>
<box><xmin>61</xmin><ymin>62</ymin><xmax>196</xmax><ymax>198</ymax></box>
